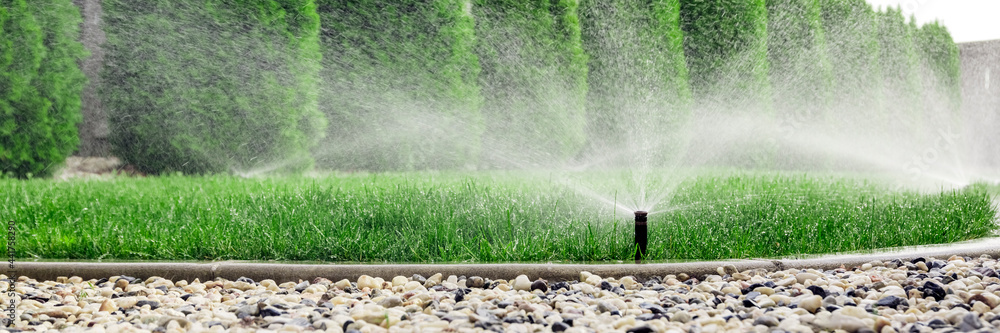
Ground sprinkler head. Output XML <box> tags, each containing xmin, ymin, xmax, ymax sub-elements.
<box><xmin>634</xmin><ymin>211</ymin><xmax>648</xmax><ymax>262</ymax></box>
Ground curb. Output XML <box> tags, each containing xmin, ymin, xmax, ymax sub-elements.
<box><xmin>16</xmin><ymin>238</ymin><xmax>1000</xmax><ymax>283</ymax></box>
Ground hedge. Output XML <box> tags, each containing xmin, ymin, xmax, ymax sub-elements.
<box><xmin>0</xmin><ymin>0</ymin><xmax>87</xmax><ymax>178</ymax></box>
<box><xmin>916</xmin><ymin>21</ymin><xmax>961</xmax><ymax>115</ymax></box>
<box><xmin>819</xmin><ymin>0</ymin><xmax>883</xmax><ymax>123</ymax></box>
<box><xmin>102</xmin><ymin>0</ymin><xmax>324</xmax><ymax>175</ymax></box>
<box><xmin>579</xmin><ymin>0</ymin><xmax>691</xmax><ymax>165</ymax></box>
<box><xmin>316</xmin><ymin>0</ymin><xmax>483</xmax><ymax>171</ymax></box>
<box><xmin>766</xmin><ymin>0</ymin><xmax>833</xmax><ymax>123</ymax></box>
<box><xmin>473</xmin><ymin>0</ymin><xmax>588</xmax><ymax>167</ymax></box>
<box><xmin>875</xmin><ymin>6</ymin><xmax>923</xmax><ymax>133</ymax></box>
<box><xmin>679</xmin><ymin>0</ymin><xmax>772</xmax><ymax>114</ymax></box>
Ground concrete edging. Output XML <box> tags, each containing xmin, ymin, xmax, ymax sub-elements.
<box><xmin>16</xmin><ymin>239</ymin><xmax>1000</xmax><ymax>283</ymax></box>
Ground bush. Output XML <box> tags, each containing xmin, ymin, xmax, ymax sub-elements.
<box><xmin>579</xmin><ymin>0</ymin><xmax>692</xmax><ymax>166</ymax></box>
<box><xmin>102</xmin><ymin>0</ymin><xmax>324</xmax><ymax>175</ymax></box>
<box><xmin>0</xmin><ymin>0</ymin><xmax>87</xmax><ymax>178</ymax></box>
<box><xmin>315</xmin><ymin>0</ymin><xmax>483</xmax><ymax>171</ymax></box>
<box><xmin>766</xmin><ymin>0</ymin><xmax>833</xmax><ymax>122</ymax></box>
<box><xmin>473</xmin><ymin>0</ymin><xmax>588</xmax><ymax>167</ymax></box>
<box><xmin>819</xmin><ymin>0</ymin><xmax>883</xmax><ymax>122</ymax></box>
<box><xmin>679</xmin><ymin>0</ymin><xmax>772</xmax><ymax>114</ymax></box>
<box><xmin>915</xmin><ymin>21</ymin><xmax>961</xmax><ymax>114</ymax></box>
<box><xmin>875</xmin><ymin>7</ymin><xmax>923</xmax><ymax>134</ymax></box>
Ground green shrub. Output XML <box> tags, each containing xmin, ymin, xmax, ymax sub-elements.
<box><xmin>473</xmin><ymin>0</ymin><xmax>588</xmax><ymax>167</ymax></box>
<box><xmin>102</xmin><ymin>0</ymin><xmax>324</xmax><ymax>175</ymax></box>
<box><xmin>915</xmin><ymin>21</ymin><xmax>961</xmax><ymax>114</ymax></box>
<box><xmin>819</xmin><ymin>0</ymin><xmax>883</xmax><ymax>122</ymax></box>
<box><xmin>679</xmin><ymin>0</ymin><xmax>772</xmax><ymax>114</ymax></box>
<box><xmin>875</xmin><ymin>7</ymin><xmax>922</xmax><ymax>134</ymax></box>
<box><xmin>315</xmin><ymin>0</ymin><xmax>483</xmax><ymax>171</ymax></box>
<box><xmin>766</xmin><ymin>0</ymin><xmax>833</xmax><ymax>123</ymax></box>
<box><xmin>579</xmin><ymin>0</ymin><xmax>691</xmax><ymax>166</ymax></box>
<box><xmin>0</xmin><ymin>0</ymin><xmax>86</xmax><ymax>178</ymax></box>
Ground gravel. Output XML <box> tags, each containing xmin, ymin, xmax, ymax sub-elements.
<box><xmin>4</xmin><ymin>255</ymin><xmax>1000</xmax><ymax>332</ymax></box>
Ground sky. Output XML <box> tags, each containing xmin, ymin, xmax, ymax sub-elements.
<box><xmin>865</xmin><ymin>0</ymin><xmax>1000</xmax><ymax>43</ymax></box>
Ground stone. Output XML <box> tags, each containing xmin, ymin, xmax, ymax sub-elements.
<box><xmin>530</xmin><ymin>280</ymin><xmax>548</xmax><ymax>292</ymax></box>
<box><xmin>391</xmin><ymin>276</ymin><xmax>408</xmax><ymax>287</ymax></box>
<box><xmin>970</xmin><ymin>292</ymin><xmax>1000</xmax><ymax>308</ymax></box>
<box><xmin>334</xmin><ymin>279</ymin><xmax>351</xmax><ymax>289</ymax></box>
<box><xmin>597</xmin><ymin>300</ymin><xmax>619</xmax><ymax>314</ymax></box>
<box><xmin>799</xmin><ymin>295</ymin><xmax>823</xmax><ymax>313</ymax></box>
<box><xmin>114</xmin><ymin>279</ymin><xmax>129</xmax><ymax>291</ymax></box>
<box><xmin>467</xmin><ymin>276</ymin><xmax>485</xmax><ymax>288</ymax></box>
<box><xmin>357</xmin><ymin>275</ymin><xmax>378</xmax><ymax>290</ymax></box>
<box><xmin>639</xmin><ymin>302</ymin><xmax>667</xmax><ymax>314</ymax></box>
<box><xmin>512</xmin><ymin>275</ymin><xmax>532</xmax><ymax>291</ymax></box>
<box><xmin>959</xmin><ymin>312</ymin><xmax>983</xmax><ymax>331</ymax></box>
<box><xmin>922</xmin><ymin>281</ymin><xmax>947</xmax><ymax>301</ymax></box>
<box><xmin>424</xmin><ymin>273</ymin><xmax>443</xmax><ymax>287</ymax></box>
<box><xmin>260</xmin><ymin>306</ymin><xmax>281</xmax><ymax>317</ymax></box>
<box><xmin>626</xmin><ymin>326</ymin><xmax>655</xmax><ymax>333</ymax></box>
<box><xmin>135</xmin><ymin>300</ymin><xmax>160</xmax><ymax>310</ymax></box>
<box><xmin>875</xmin><ymin>296</ymin><xmax>907</xmax><ymax>308</ymax></box>
<box><xmin>99</xmin><ymin>299</ymin><xmax>116</xmax><ymax>312</ymax></box>
<box><xmin>753</xmin><ymin>316</ymin><xmax>780</xmax><ymax>327</ymax></box>
<box><xmin>236</xmin><ymin>304</ymin><xmax>259</xmax><ymax>318</ymax></box>
<box><xmin>378</xmin><ymin>296</ymin><xmax>403</xmax><ymax>308</ymax></box>
<box><xmin>670</xmin><ymin>311</ymin><xmax>692</xmax><ymax>323</ymax></box>
<box><xmin>797</xmin><ymin>272</ymin><xmax>821</xmax><ymax>284</ymax></box>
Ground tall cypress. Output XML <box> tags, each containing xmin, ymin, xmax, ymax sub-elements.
<box><xmin>819</xmin><ymin>0</ymin><xmax>883</xmax><ymax>125</ymax></box>
<box><xmin>875</xmin><ymin>6</ymin><xmax>922</xmax><ymax>136</ymax></box>
<box><xmin>0</xmin><ymin>0</ymin><xmax>87</xmax><ymax>178</ymax></box>
<box><xmin>579</xmin><ymin>0</ymin><xmax>691</xmax><ymax>166</ymax></box>
<box><xmin>473</xmin><ymin>0</ymin><xmax>588</xmax><ymax>167</ymax></box>
<box><xmin>316</xmin><ymin>0</ymin><xmax>483</xmax><ymax>171</ymax></box>
<box><xmin>102</xmin><ymin>0</ymin><xmax>324</xmax><ymax>174</ymax></box>
<box><xmin>679</xmin><ymin>0</ymin><xmax>771</xmax><ymax>115</ymax></box>
<box><xmin>766</xmin><ymin>0</ymin><xmax>833</xmax><ymax>123</ymax></box>
<box><xmin>916</xmin><ymin>21</ymin><xmax>961</xmax><ymax>114</ymax></box>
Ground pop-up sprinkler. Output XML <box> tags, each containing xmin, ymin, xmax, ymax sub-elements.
<box><xmin>634</xmin><ymin>211</ymin><xmax>648</xmax><ymax>261</ymax></box>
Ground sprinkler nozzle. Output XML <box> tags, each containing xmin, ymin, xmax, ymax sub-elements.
<box><xmin>634</xmin><ymin>211</ymin><xmax>648</xmax><ymax>262</ymax></box>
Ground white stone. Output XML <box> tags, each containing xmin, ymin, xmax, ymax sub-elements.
<box><xmin>357</xmin><ymin>275</ymin><xmax>378</xmax><ymax>290</ymax></box>
<box><xmin>512</xmin><ymin>275</ymin><xmax>532</xmax><ymax>292</ymax></box>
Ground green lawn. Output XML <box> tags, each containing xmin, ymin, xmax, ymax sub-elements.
<box><xmin>2</xmin><ymin>171</ymin><xmax>995</xmax><ymax>262</ymax></box>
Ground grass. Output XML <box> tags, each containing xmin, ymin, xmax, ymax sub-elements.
<box><xmin>1</xmin><ymin>170</ymin><xmax>996</xmax><ymax>262</ymax></box>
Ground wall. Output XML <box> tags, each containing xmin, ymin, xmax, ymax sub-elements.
<box><xmin>958</xmin><ymin>39</ymin><xmax>1000</xmax><ymax>169</ymax></box>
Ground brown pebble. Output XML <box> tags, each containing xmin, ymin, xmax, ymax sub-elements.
<box><xmin>41</xmin><ymin>311</ymin><xmax>68</xmax><ymax>319</ymax></box>
<box><xmin>114</xmin><ymin>279</ymin><xmax>129</xmax><ymax>291</ymax></box>
<box><xmin>99</xmin><ymin>299</ymin><xmax>116</xmax><ymax>312</ymax></box>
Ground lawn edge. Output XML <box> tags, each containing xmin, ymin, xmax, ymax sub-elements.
<box><xmin>15</xmin><ymin>238</ymin><xmax>1000</xmax><ymax>283</ymax></box>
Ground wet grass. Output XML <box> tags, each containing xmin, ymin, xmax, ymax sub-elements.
<box><xmin>1</xmin><ymin>171</ymin><xmax>995</xmax><ymax>262</ymax></box>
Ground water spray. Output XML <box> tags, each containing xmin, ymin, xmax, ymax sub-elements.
<box><xmin>634</xmin><ymin>211</ymin><xmax>648</xmax><ymax>262</ymax></box>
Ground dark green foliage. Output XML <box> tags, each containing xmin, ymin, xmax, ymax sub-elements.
<box><xmin>0</xmin><ymin>0</ymin><xmax>86</xmax><ymax>178</ymax></box>
<box><xmin>579</xmin><ymin>0</ymin><xmax>691</xmax><ymax>166</ymax></box>
<box><xmin>875</xmin><ymin>7</ymin><xmax>922</xmax><ymax>133</ymax></box>
<box><xmin>765</xmin><ymin>0</ymin><xmax>833</xmax><ymax>123</ymax></box>
<box><xmin>316</xmin><ymin>0</ymin><xmax>483</xmax><ymax>171</ymax></box>
<box><xmin>474</xmin><ymin>0</ymin><xmax>588</xmax><ymax>167</ymax></box>
<box><xmin>819</xmin><ymin>0</ymin><xmax>883</xmax><ymax>121</ymax></box>
<box><xmin>102</xmin><ymin>0</ymin><xmax>325</xmax><ymax>175</ymax></box>
<box><xmin>679</xmin><ymin>0</ymin><xmax>772</xmax><ymax>114</ymax></box>
<box><xmin>916</xmin><ymin>21</ymin><xmax>961</xmax><ymax>114</ymax></box>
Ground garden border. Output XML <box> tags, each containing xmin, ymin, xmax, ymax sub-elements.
<box><xmin>16</xmin><ymin>238</ymin><xmax>1000</xmax><ymax>283</ymax></box>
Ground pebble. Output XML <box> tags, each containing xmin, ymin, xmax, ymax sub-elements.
<box><xmin>512</xmin><ymin>274</ymin><xmax>532</xmax><ymax>291</ymax></box>
<box><xmin>7</xmin><ymin>256</ymin><xmax>1000</xmax><ymax>332</ymax></box>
